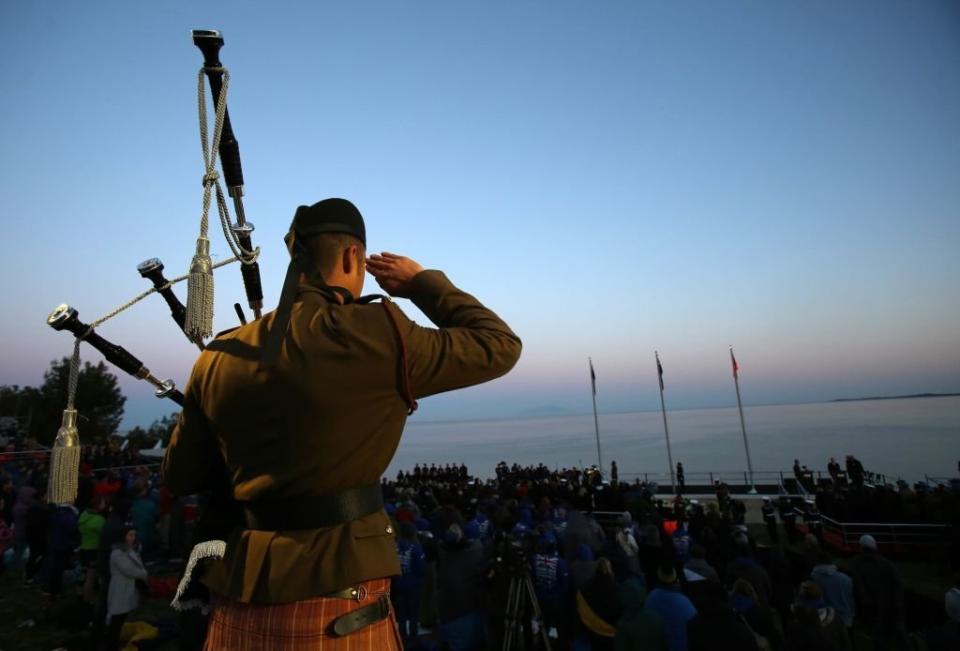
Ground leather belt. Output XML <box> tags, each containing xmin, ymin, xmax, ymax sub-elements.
<box><xmin>330</xmin><ymin>595</ymin><xmax>391</xmax><ymax>637</ymax></box>
<box><xmin>241</xmin><ymin>483</ymin><xmax>383</xmax><ymax>531</ymax></box>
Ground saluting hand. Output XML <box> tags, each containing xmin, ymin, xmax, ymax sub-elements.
<box><xmin>365</xmin><ymin>252</ymin><xmax>425</xmax><ymax>298</ymax></box>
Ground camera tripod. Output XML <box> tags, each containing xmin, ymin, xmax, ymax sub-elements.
<box><xmin>501</xmin><ymin>571</ymin><xmax>552</xmax><ymax>651</ymax></box>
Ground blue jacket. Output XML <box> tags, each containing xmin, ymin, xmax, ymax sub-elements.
<box><xmin>49</xmin><ymin>504</ymin><xmax>80</xmax><ymax>553</ymax></box>
<box><xmin>645</xmin><ymin>587</ymin><xmax>697</xmax><ymax>651</ymax></box>
<box><xmin>532</xmin><ymin>552</ymin><xmax>569</xmax><ymax>601</ymax></box>
<box><xmin>394</xmin><ymin>538</ymin><xmax>426</xmax><ymax>593</ymax></box>
<box><xmin>811</xmin><ymin>563</ymin><xmax>855</xmax><ymax>627</ymax></box>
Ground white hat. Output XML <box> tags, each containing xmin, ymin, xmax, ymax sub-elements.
<box><xmin>859</xmin><ymin>534</ymin><xmax>877</xmax><ymax>550</ymax></box>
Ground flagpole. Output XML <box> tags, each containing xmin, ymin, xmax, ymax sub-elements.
<box><xmin>656</xmin><ymin>351</ymin><xmax>676</xmax><ymax>493</ymax></box>
<box><xmin>731</xmin><ymin>347</ymin><xmax>757</xmax><ymax>493</ymax></box>
<box><xmin>590</xmin><ymin>358</ymin><xmax>603</xmax><ymax>478</ymax></box>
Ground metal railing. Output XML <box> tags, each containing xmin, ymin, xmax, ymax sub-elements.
<box><xmin>925</xmin><ymin>475</ymin><xmax>960</xmax><ymax>488</ymax></box>
<box><xmin>819</xmin><ymin>514</ymin><xmax>952</xmax><ymax>551</ymax></box>
<box><xmin>619</xmin><ymin>467</ymin><xmax>894</xmax><ymax>490</ymax></box>
<box><xmin>621</xmin><ymin>469</ymin><xmax>783</xmax><ymax>485</ymax></box>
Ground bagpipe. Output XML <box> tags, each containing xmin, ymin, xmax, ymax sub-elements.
<box><xmin>45</xmin><ymin>30</ymin><xmax>261</xmax><ymax>506</ymax></box>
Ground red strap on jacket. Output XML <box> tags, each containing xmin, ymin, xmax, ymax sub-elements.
<box><xmin>379</xmin><ymin>300</ymin><xmax>418</xmax><ymax>415</ymax></box>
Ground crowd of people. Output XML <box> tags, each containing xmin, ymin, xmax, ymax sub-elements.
<box><xmin>788</xmin><ymin>456</ymin><xmax>960</xmax><ymax>527</ymax></box>
<box><xmin>2</xmin><ymin>433</ymin><xmax>959</xmax><ymax>650</ymax></box>
<box><xmin>381</xmin><ymin>462</ymin><xmax>959</xmax><ymax>650</ymax></box>
<box><xmin>0</xmin><ymin>435</ymin><xmax>193</xmax><ymax>650</ymax></box>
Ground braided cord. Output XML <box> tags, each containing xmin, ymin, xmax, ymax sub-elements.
<box><xmin>67</xmin><ymin>256</ymin><xmax>241</xmax><ymax>356</ymax></box>
<box><xmin>66</xmin><ymin>338</ymin><xmax>82</xmax><ymax>410</ymax></box>
<box><xmin>196</xmin><ymin>68</ymin><xmax>259</xmax><ymax>265</ymax></box>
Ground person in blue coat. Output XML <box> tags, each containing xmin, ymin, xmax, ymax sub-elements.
<box><xmin>644</xmin><ymin>565</ymin><xmax>697</xmax><ymax>651</ymax></box>
<box><xmin>533</xmin><ymin>533</ymin><xmax>569</xmax><ymax>646</ymax></box>
<box><xmin>393</xmin><ymin>521</ymin><xmax>426</xmax><ymax>647</ymax></box>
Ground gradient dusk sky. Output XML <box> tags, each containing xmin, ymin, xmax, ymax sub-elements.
<box><xmin>1</xmin><ymin>1</ymin><xmax>958</xmax><ymax>428</ymax></box>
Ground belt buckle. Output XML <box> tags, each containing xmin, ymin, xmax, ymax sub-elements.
<box><xmin>353</xmin><ymin>585</ymin><xmax>367</xmax><ymax>602</ymax></box>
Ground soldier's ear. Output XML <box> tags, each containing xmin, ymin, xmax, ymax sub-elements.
<box><xmin>341</xmin><ymin>245</ymin><xmax>356</xmax><ymax>274</ymax></box>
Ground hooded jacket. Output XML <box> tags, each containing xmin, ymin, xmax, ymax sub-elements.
<box><xmin>810</xmin><ymin>563</ymin><xmax>855</xmax><ymax>627</ymax></box>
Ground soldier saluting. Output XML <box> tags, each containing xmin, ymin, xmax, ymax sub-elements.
<box><xmin>162</xmin><ymin>198</ymin><xmax>521</xmax><ymax>649</ymax></box>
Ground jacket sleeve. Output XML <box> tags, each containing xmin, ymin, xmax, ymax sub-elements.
<box><xmin>395</xmin><ymin>270</ymin><xmax>522</xmax><ymax>399</ymax></box>
<box><xmin>161</xmin><ymin>366</ymin><xmax>215</xmax><ymax>496</ymax></box>
<box><xmin>111</xmin><ymin>549</ymin><xmax>148</xmax><ymax>580</ymax></box>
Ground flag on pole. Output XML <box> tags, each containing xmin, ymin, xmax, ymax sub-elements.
<box><xmin>589</xmin><ymin>358</ymin><xmax>597</xmax><ymax>395</ymax></box>
<box><xmin>730</xmin><ymin>348</ymin><xmax>740</xmax><ymax>379</ymax></box>
<box><xmin>655</xmin><ymin>351</ymin><xmax>664</xmax><ymax>391</ymax></box>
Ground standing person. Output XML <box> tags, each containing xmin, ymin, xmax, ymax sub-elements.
<box><xmin>827</xmin><ymin>458</ymin><xmax>841</xmax><ymax>484</ymax></box>
<box><xmin>615</xmin><ymin>512</ymin><xmax>641</xmax><ymax>578</ymax></box>
<box><xmin>725</xmin><ymin>537</ymin><xmax>772</xmax><ymax>608</ymax></box>
<box><xmin>611</xmin><ymin>460</ymin><xmax>619</xmax><ymax>484</ymax></box>
<box><xmin>845</xmin><ymin>456</ymin><xmax>865</xmax><ymax>488</ymax></box>
<box><xmin>784</xmin><ymin>581</ymin><xmax>850</xmax><ymax>651</ymax></box>
<box><xmin>676</xmin><ymin>463</ymin><xmax>685</xmax><ymax>493</ymax></box>
<box><xmin>129</xmin><ymin>485</ymin><xmax>158</xmax><ymax>560</ymax></box>
<box><xmin>91</xmin><ymin>499</ymin><xmax>129</xmax><ymax>646</ymax></box>
<box><xmin>105</xmin><ymin>527</ymin><xmax>148</xmax><ymax>651</ymax></box>
<box><xmin>916</xmin><ymin>585</ymin><xmax>960</xmax><ymax>651</ymax></box>
<box><xmin>569</xmin><ymin>543</ymin><xmax>599</xmax><ymax>590</ymax></box>
<box><xmin>46</xmin><ymin>501</ymin><xmax>80</xmax><ymax>600</ymax></box>
<box><xmin>532</xmin><ymin>533</ymin><xmax>569</xmax><ymax>647</ymax></box>
<box><xmin>644</xmin><ymin>565</ymin><xmax>697</xmax><ymax>651</ymax></box>
<box><xmin>576</xmin><ymin>558</ymin><xmax>622</xmax><ymax>651</ymax></box>
<box><xmin>10</xmin><ymin>482</ymin><xmax>36</xmax><ymax>576</ymax></box>
<box><xmin>25</xmin><ymin>492</ymin><xmax>52</xmax><ymax>583</ymax></box>
<box><xmin>436</xmin><ymin>524</ymin><xmax>486</xmax><ymax>650</ymax></box>
<box><xmin>684</xmin><ymin>545</ymin><xmax>719</xmax><ymax>584</ymax></box>
<box><xmin>761</xmin><ymin>498</ymin><xmax>779</xmax><ymax>544</ymax></box>
<box><xmin>850</xmin><ymin>535</ymin><xmax>907</xmax><ymax>650</ymax></box>
<box><xmin>810</xmin><ymin>550</ymin><xmax>854</xmax><ymax>631</ymax></box>
<box><xmin>78</xmin><ymin>499</ymin><xmax>106</xmax><ymax>603</ymax></box>
<box><xmin>162</xmin><ymin>198</ymin><xmax>521</xmax><ymax>649</ymax></box>
<box><xmin>779</xmin><ymin>498</ymin><xmax>798</xmax><ymax>545</ymax></box>
<box><xmin>687</xmin><ymin>580</ymin><xmax>759</xmax><ymax>651</ymax></box>
<box><xmin>0</xmin><ymin>494</ymin><xmax>12</xmax><ymax>576</ymax></box>
<box><xmin>615</xmin><ymin>578</ymin><xmax>669</xmax><ymax>651</ymax></box>
<box><xmin>730</xmin><ymin>579</ymin><xmax>782</xmax><ymax>650</ymax></box>
<box><xmin>392</xmin><ymin>521</ymin><xmax>425</xmax><ymax>648</ymax></box>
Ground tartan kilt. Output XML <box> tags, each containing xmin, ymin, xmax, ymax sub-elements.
<box><xmin>204</xmin><ymin>578</ymin><xmax>402</xmax><ymax>650</ymax></box>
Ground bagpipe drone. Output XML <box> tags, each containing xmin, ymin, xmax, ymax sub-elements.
<box><xmin>45</xmin><ymin>30</ymin><xmax>260</xmax><ymax>505</ymax></box>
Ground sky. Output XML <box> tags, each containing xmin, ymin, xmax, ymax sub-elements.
<box><xmin>1</xmin><ymin>1</ymin><xmax>958</xmax><ymax>428</ymax></box>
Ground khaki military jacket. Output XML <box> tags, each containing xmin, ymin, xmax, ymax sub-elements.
<box><xmin>161</xmin><ymin>270</ymin><xmax>520</xmax><ymax>604</ymax></box>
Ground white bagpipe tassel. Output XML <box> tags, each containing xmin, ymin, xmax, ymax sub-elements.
<box><xmin>50</xmin><ymin>339</ymin><xmax>83</xmax><ymax>505</ymax></box>
<box><xmin>49</xmin><ymin>408</ymin><xmax>80</xmax><ymax>505</ymax></box>
<box><xmin>186</xmin><ymin>235</ymin><xmax>214</xmax><ymax>342</ymax></box>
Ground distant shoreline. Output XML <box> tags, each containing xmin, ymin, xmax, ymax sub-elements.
<box><xmin>830</xmin><ymin>392</ymin><xmax>960</xmax><ymax>403</ymax></box>
<box><xmin>404</xmin><ymin>392</ymin><xmax>960</xmax><ymax>427</ymax></box>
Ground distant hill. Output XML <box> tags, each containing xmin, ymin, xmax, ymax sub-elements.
<box><xmin>831</xmin><ymin>392</ymin><xmax>960</xmax><ymax>403</ymax></box>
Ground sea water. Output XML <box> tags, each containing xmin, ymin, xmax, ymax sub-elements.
<box><xmin>388</xmin><ymin>396</ymin><xmax>960</xmax><ymax>483</ymax></box>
